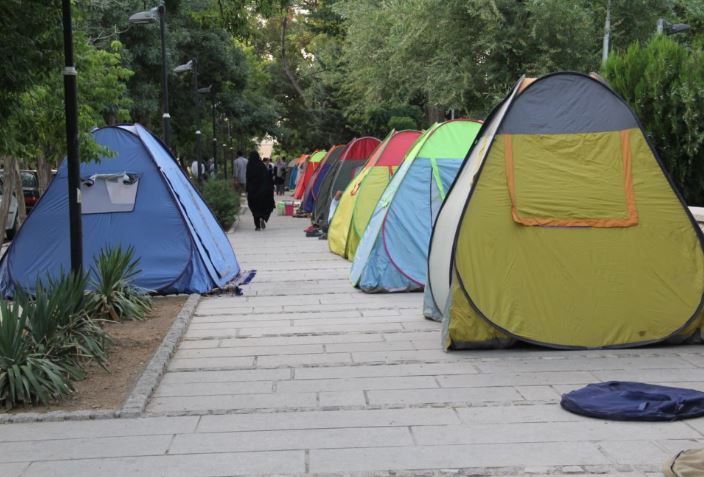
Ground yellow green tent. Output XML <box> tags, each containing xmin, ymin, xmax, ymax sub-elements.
<box><xmin>328</xmin><ymin>130</ymin><xmax>421</xmax><ymax>260</ymax></box>
<box><xmin>426</xmin><ymin>72</ymin><xmax>704</xmax><ymax>350</ymax></box>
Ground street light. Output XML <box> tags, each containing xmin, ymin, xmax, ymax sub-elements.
<box><xmin>657</xmin><ymin>18</ymin><xmax>691</xmax><ymax>35</ymax></box>
<box><xmin>129</xmin><ymin>3</ymin><xmax>171</xmax><ymax>149</ymax></box>
<box><xmin>61</xmin><ymin>0</ymin><xmax>83</xmax><ymax>274</ymax></box>
<box><xmin>604</xmin><ymin>5</ymin><xmax>692</xmax><ymax>63</ymax></box>
<box><xmin>174</xmin><ymin>59</ymin><xmax>203</xmax><ymax>181</ymax></box>
<box><xmin>224</xmin><ymin>116</ymin><xmax>232</xmax><ymax>179</ymax></box>
<box><xmin>173</xmin><ymin>59</ymin><xmax>194</xmax><ymax>74</ymax></box>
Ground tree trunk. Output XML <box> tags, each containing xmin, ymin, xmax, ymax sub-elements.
<box><xmin>0</xmin><ymin>156</ymin><xmax>22</xmax><ymax>240</ymax></box>
<box><xmin>280</xmin><ymin>12</ymin><xmax>309</xmax><ymax>108</ymax></box>
<box><xmin>12</xmin><ymin>160</ymin><xmax>26</xmax><ymax>225</ymax></box>
<box><xmin>37</xmin><ymin>153</ymin><xmax>51</xmax><ymax>195</ymax></box>
<box><xmin>425</xmin><ymin>105</ymin><xmax>444</xmax><ymax>124</ymax></box>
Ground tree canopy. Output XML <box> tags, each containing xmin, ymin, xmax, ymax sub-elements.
<box><xmin>3</xmin><ymin>0</ymin><xmax>704</xmax><ymax>200</ymax></box>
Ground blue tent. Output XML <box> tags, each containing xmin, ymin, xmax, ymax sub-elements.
<box><xmin>0</xmin><ymin>124</ymin><xmax>240</xmax><ymax>295</ymax></box>
<box><xmin>287</xmin><ymin>157</ymin><xmax>300</xmax><ymax>190</ymax></box>
<box><xmin>350</xmin><ymin>119</ymin><xmax>481</xmax><ymax>293</ymax></box>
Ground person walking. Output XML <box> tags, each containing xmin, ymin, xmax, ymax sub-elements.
<box><xmin>233</xmin><ymin>151</ymin><xmax>248</xmax><ymax>192</ymax></box>
<box><xmin>274</xmin><ymin>157</ymin><xmax>286</xmax><ymax>196</ymax></box>
<box><xmin>246</xmin><ymin>151</ymin><xmax>275</xmax><ymax>231</ymax></box>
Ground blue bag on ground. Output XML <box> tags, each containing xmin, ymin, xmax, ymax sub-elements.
<box><xmin>561</xmin><ymin>381</ymin><xmax>704</xmax><ymax>421</ymax></box>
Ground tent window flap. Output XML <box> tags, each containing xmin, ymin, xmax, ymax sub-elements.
<box><xmin>503</xmin><ymin>130</ymin><xmax>638</xmax><ymax>228</ymax></box>
<box><xmin>81</xmin><ymin>172</ymin><xmax>140</xmax><ymax>214</ymax></box>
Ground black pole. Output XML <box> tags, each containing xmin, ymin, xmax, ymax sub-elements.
<box><xmin>61</xmin><ymin>0</ymin><xmax>83</xmax><ymax>274</ymax></box>
<box><xmin>158</xmin><ymin>3</ymin><xmax>172</xmax><ymax>151</ymax></box>
<box><xmin>211</xmin><ymin>94</ymin><xmax>217</xmax><ymax>172</ymax></box>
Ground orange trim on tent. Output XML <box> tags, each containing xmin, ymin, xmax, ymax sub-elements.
<box><xmin>504</xmin><ymin>130</ymin><xmax>638</xmax><ymax>228</ymax></box>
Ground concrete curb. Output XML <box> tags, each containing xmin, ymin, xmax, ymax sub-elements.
<box><xmin>0</xmin><ymin>293</ymin><xmax>201</xmax><ymax>424</ymax></box>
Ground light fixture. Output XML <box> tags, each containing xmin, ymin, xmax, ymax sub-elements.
<box><xmin>128</xmin><ymin>7</ymin><xmax>158</xmax><ymax>24</ymax></box>
<box><xmin>173</xmin><ymin>60</ymin><xmax>194</xmax><ymax>73</ymax></box>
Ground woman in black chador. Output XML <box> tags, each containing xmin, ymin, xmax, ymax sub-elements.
<box><xmin>246</xmin><ymin>151</ymin><xmax>275</xmax><ymax>231</ymax></box>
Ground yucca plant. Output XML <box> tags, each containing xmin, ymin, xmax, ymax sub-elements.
<box><xmin>86</xmin><ymin>246</ymin><xmax>152</xmax><ymax>321</ymax></box>
<box><xmin>21</xmin><ymin>272</ymin><xmax>111</xmax><ymax>368</ymax></box>
<box><xmin>0</xmin><ymin>270</ymin><xmax>116</xmax><ymax>409</ymax></box>
<box><xmin>0</xmin><ymin>300</ymin><xmax>76</xmax><ymax>408</ymax></box>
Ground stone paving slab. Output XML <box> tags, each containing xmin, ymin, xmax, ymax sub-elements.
<box><xmin>196</xmin><ymin>408</ymin><xmax>459</xmax><ymax>432</ymax></box>
<box><xmin>169</xmin><ymin>426</ymin><xmax>414</xmax><ymax>454</ymax></box>
<box><xmin>0</xmin><ymin>434</ymin><xmax>173</xmax><ymax>463</ymax></box>
<box><xmin>21</xmin><ymin>451</ymin><xmax>305</xmax><ymax>477</ymax></box>
<box><xmin>0</xmin><ymin>463</ymin><xmax>28</xmax><ymax>477</ymax></box>
<box><xmin>2</xmin><ymin>204</ymin><xmax>704</xmax><ymax>475</ymax></box>
<box><xmin>0</xmin><ymin>416</ymin><xmax>198</xmax><ymax>442</ymax></box>
<box><xmin>159</xmin><ymin>367</ymin><xmax>292</xmax><ymax>384</ymax></box>
<box><xmin>308</xmin><ymin>442</ymin><xmax>612</xmax><ymax>472</ymax></box>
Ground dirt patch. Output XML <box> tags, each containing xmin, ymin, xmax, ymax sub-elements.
<box><xmin>11</xmin><ymin>295</ymin><xmax>187</xmax><ymax>413</ymax></box>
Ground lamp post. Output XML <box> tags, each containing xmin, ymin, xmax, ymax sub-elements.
<box><xmin>221</xmin><ymin>141</ymin><xmax>228</xmax><ymax>179</ymax></box>
<box><xmin>174</xmin><ymin>59</ymin><xmax>203</xmax><ymax>181</ymax></box>
<box><xmin>224</xmin><ymin>116</ymin><xmax>232</xmax><ymax>179</ymax></box>
<box><xmin>197</xmin><ymin>85</ymin><xmax>217</xmax><ymax>176</ymax></box>
<box><xmin>657</xmin><ymin>18</ymin><xmax>691</xmax><ymax>35</ymax></box>
<box><xmin>212</xmin><ymin>102</ymin><xmax>218</xmax><ymax>173</ymax></box>
<box><xmin>603</xmin><ymin>4</ymin><xmax>691</xmax><ymax>64</ymax></box>
<box><xmin>61</xmin><ymin>0</ymin><xmax>83</xmax><ymax>274</ymax></box>
<box><xmin>128</xmin><ymin>2</ymin><xmax>171</xmax><ymax>149</ymax></box>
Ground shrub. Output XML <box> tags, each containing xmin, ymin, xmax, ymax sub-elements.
<box><xmin>387</xmin><ymin>116</ymin><xmax>417</xmax><ymax>131</ymax></box>
<box><xmin>86</xmin><ymin>246</ymin><xmax>152</xmax><ymax>322</ymax></box>
<box><xmin>24</xmin><ymin>272</ymin><xmax>110</xmax><ymax>367</ymax></box>
<box><xmin>0</xmin><ymin>247</ymin><xmax>156</xmax><ymax>408</ymax></box>
<box><xmin>604</xmin><ymin>36</ymin><xmax>704</xmax><ymax>205</ymax></box>
<box><xmin>201</xmin><ymin>179</ymin><xmax>240</xmax><ymax>231</ymax></box>
<box><xmin>0</xmin><ymin>300</ymin><xmax>75</xmax><ymax>408</ymax></box>
<box><xmin>0</xmin><ymin>272</ymin><xmax>110</xmax><ymax>408</ymax></box>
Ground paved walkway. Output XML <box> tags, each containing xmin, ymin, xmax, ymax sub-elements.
<box><xmin>1</xmin><ymin>202</ymin><xmax>704</xmax><ymax>476</ymax></box>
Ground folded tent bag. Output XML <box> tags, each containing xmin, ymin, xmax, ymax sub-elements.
<box><xmin>561</xmin><ymin>381</ymin><xmax>704</xmax><ymax>421</ymax></box>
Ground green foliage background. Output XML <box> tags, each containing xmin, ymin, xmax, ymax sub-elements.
<box><xmin>4</xmin><ymin>0</ymin><xmax>704</xmax><ymax>200</ymax></box>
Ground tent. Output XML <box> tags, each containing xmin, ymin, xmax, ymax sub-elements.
<box><xmin>350</xmin><ymin>120</ymin><xmax>481</xmax><ymax>292</ymax></box>
<box><xmin>425</xmin><ymin>72</ymin><xmax>704</xmax><ymax>350</ymax></box>
<box><xmin>287</xmin><ymin>154</ymin><xmax>306</xmax><ymax>190</ymax></box>
<box><xmin>328</xmin><ymin>130</ymin><xmax>421</xmax><ymax>260</ymax></box>
<box><xmin>312</xmin><ymin>136</ymin><xmax>380</xmax><ymax>227</ymax></box>
<box><xmin>0</xmin><ymin>124</ymin><xmax>241</xmax><ymax>296</ymax></box>
<box><xmin>301</xmin><ymin>145</ymin><xmax>345</xmax><ymax>213</ymax></box>
<box><xmin>293</xmin><ymin>150</ymin><xmax>326</xmax><ymax>199</ymax></box>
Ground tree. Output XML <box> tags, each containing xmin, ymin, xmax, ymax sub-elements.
<box><xmin>6</xmin><ymin>35</ymin><xmax>133</xmax><ymax>191</ymax></box>
<box><xmin>0</xmin><ymin>0</ymin><xmax>62</xmax><ymax>153</ymax></box>
<box><xmin>604</xmin><ymin>35</ymin><xmax>704</xmax><ymax>204</ymax></box>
